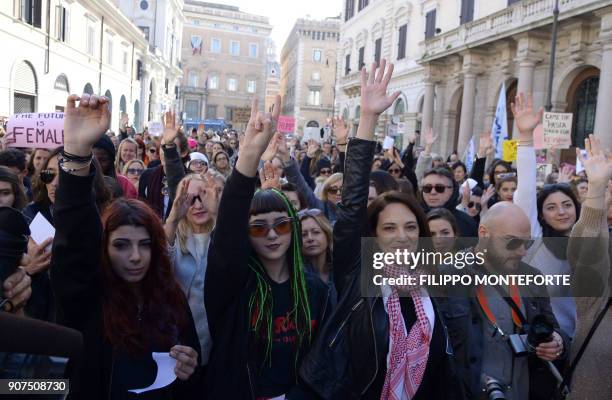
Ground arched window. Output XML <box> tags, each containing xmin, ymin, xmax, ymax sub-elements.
<box><xmin>393</xmin><ymin>98</ymin><xmax>405</xmax><ymax>115</ymax></box>
<box><xmin>54</xmin><ymin>74</ymin><xmax>69</xmax><ymax>92</ymax></box>
<box><xmin>119</xmin><ymin>95</ymin><xmax>127</xmax><ymax>113</ymax></box>
<box><xmin>83</xmin><ymin>83</ymin><xmax>94</xmax><ymax>95</ymax></box>
<box><xmin>133</xmin><ymin>100</ymin><xmax>140</xmax><ymax>131</ymax></box>
<box><xmin>104</xmin><ymin>90</ymin><xmax>112</xmax><ymax>111</ymax></box>
<box><xmin>13</xmin><ymin>61</ymin><xmax>37</xmax><ymax>113</ymax></box>
<box><xmin>566</xmin><ymin>68</ymin><xmax>599</xmax><ymax>148</ymax></box>
<box><xmin>306</xmin><ymin>120</ymin><xmax>319</xmax><ymax>128</ymax></box>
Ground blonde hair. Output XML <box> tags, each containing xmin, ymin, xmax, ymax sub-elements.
<box><xmin>300</xmin><ymin>212</ymin><xmax>333</xmax><ymax>257</ymax></box>
<box><xmin>115</xmin><ymin>138</ymin><xmax>138</xmax><ymax>174</ymax></box>
<box><xmin>321</xmin><ymin>172</ymin><xmax>343</xmax><ymax>202</ymax></box>
<box><xmin>122</xmin><ymin>159</ymin><xmax>145</xmax><ymax>176</ymax></box>
<box><xmin>176</xmin><ymin>171</ymin><xmax>226</xmax><ymax>254</ymax></box>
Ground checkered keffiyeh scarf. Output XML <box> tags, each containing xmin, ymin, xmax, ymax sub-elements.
<box><xmin>380</xmin><ymin>265</ymin><xmax>432</xmax><ymax>400</ymax></box>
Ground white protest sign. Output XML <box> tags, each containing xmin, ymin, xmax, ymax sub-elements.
<box><xmin>543</xmin><ymin>112</ymin><xmax>572</xmax><ymax>149</ymax></box>
<box><xmin>148</xmin><ymin>121</ymin><xmax>164</xmax><ymax>137</ymax></box>
<box><xmin>6</xmin><ymin>113</ymin><xmax>64</xmax><ymax>149</ymax></box>
<box><xmin>383</xmin><ymin>136</ymin><xmax>395</xmax><ymax>150</ymax></box>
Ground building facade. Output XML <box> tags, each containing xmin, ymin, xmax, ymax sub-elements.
<box><xmin>419</xmin><ymin>0</ymin><xmax>612</xmax><ymax>156</ymax></box>
<box><xmin>280</xmin><ymin>17</ymin><xmax>340</xmax><ymax>137</ymax></box>
<box><xmin>265</xmin><ymin>41</ymin><xmax>281</xmax><ymax>113</ymax></box>
<box><xmin>0</xmin><ymin>0</ymin><xmax>162</xmax><ymax>131</ymax></box>
<box><xmin>114</xmin><ymin>0</ymin><xmax>185</xmax><ymax>122</ymax></box>
<box><xmin>336</xmin><ymin>0</ymin><xmax>433</xmax><ymax>148</ymax></box>
<box><xmin>179</xmin><ymin>1</ymin><xmax>272</xmax><ymax>127</ymax></box>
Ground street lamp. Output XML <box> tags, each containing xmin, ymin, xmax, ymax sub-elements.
<box><xmin>545</xmin><ymin>0</ymin><xmax>560</xmax><ymax>112</ymax></box>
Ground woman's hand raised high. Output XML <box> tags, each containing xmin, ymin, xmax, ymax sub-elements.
<box><xmin>63</xmin><ymin>94</ymin><xmax>111</xmax><ymax>157</ymax></box>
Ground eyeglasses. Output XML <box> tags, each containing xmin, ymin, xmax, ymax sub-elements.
<box><xmin>505</xmin><ymin>237</ymin><xmax>535</xmax><ymax>251</ymax></box>
<box><xmin>388</xmin><ymin>168</ymin><xmax>401</xmax><ymax>174</ymax></box>
<box><xmin>248</xmin><ymin>217</ymin><xmax>293</xmax><ymax>237</ymax></box>
<box><xmin>467</xmin><ymin>201</ymin><xmax>482</xmax><ymax>211</ymax></box>
<box><xmin>422</xmin><ymin>184</ymin><xmax>452</xmax><ymax>194</ymax></box>
<box><xmin>297</xmin><ymin>208</ymin><xmax>323</xmax><ymax>220</ymax></box>
<box><xmin>40</xmin><ymin>169</ymin><xmax>57</xmax><ymax>184</ymax></box>
<box><xmin>326</xmin><ymin>186</ymin><xmax>342</xmax><ymax>195</ymax></box>
<box><xmin>320</xmin><ymin>168</ymin><xmax>332</xmax><ymax>175</ymax></box>
<box><xmin>127</xmin><ymin>168</ymin><xmax>143</xmax><ymax>176</ymax></box>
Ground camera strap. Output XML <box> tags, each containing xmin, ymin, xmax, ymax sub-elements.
<box><xmin>476</xmin><ymin>284</ymin><xmax>527</xmax><ymax>329</ymax></box>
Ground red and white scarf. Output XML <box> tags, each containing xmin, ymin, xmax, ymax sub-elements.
<box><xmin>380</xmin><ymin>265</ymin><xmax>434</xmax><ymax>400</ymax></box>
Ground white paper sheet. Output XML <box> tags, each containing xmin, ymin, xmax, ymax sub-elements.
<box><xmin>383</xmin><ymin>136</ymin><xmax>395</xmax><ymax>150</ymax></box>
<box><xmin>29</xmin><ymin>212</ymin><xmax>55</xmax><ymax>251</ymax></box>
<box><xmin>128</xmin><ymin>352</ymin><xmax>177</xmax><ymax>394</ymax></box>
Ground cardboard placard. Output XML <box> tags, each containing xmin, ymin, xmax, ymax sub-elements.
<box><xmin>543</xmin><ymin>112</ymin><xmax>572</xmax><ymax>149</ymax></box>
<box><xmin>277</xmin><ymin>116</ymin><xmax>295</xmax><ymax>133</ymax></box>
<box><xmin>502</xmin><ymin>139</ymin><xmax>518</xmax><ymax>162</ymax></box>
<box><xmin>6</xmin><ymin>113</ymin><xmax>64</xmax><ymax>149</ymax></box>
<box><xmin>232</xmin><ymin>107</ymin><xmax>251</xmax><ymax>124</ymax></box>
<box><xmin>148</xmin><ymin>121</ymin><xmax>163</xmax><ymax>137</ymax></box>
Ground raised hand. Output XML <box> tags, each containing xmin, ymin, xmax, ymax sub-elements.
<box><xmin>306</xmin><ymin>139</ymin><xmax>320</xmax><ymax>158</ymax></box>
<box><xmin>259</xmin><ymin>161</ymin><xmax>281</xmax><ymax>190</ymax></box>
<box><xmin>167</xmin><ymin>180</ymin><xmax>195</xmax><ymax>224</ymax></box>
<box><xmin>578</xmin><ymin>134</ymin><xmax>612</xmax><ymax>189</ymax></box>
<box><xmin>162</xmin><ymin>111</ymin><xmax>179</xmax><ymax>145</ymax></box>
<box><xmin>510</xmin><ymin>92</ymin><xmax>543</xmax><ymax>141</ymax></box>
<box><xmin>461</xmin><ymin>182</ymin><xmax>471</xmax><ymax>207</ymax></box>
<box><xmin>332</xmin><ymin>116</ymin><xmax>349</xmax><ymax>144</ymax></box>
<box><xmin>557</xmin><ymin>165</ymin><xmax>573</xmax><ymax>184</ymax></box>
<box><xmin>63</xmin><ymin>94</ymin><xmax>111</xmax><ymax>156</ymax></box>
<box><xmin>261</xmin><ymin>131</ymin><xmax>281</xmax><ymax>162</ymax></box>
<box><xmin>480</xmin><ymin>186</ymin><xmax>495</xmax><ymax>215</ymax></box>
<box><xmin>478</xmin><ymin>132</ymin><xmax>492</xmax><ymax>157</ymax></box>
<box><xmin>275</xmin><ymin>132</ymin><xmax>290</xmax><ymax>163</ymax></box>
<box><xmin>360</xmin><ymin>59</ymin><xmax>401</xmax><ymax>117</ymax></box>
<box><xmin>423</xmin><ymin>127</ymin><xmax>438</xmax><ymax>154</ymax></box>
<box><xmin>407</xmin><ymin>131</ymin><xmax>419</xmax><ymax>145</ymax></box>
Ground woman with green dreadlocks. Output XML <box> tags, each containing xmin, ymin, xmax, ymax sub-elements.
<box><xmin>203</xmin><ymin>95</ymin><xmax>330</xmax><ymax>399</ymax></box>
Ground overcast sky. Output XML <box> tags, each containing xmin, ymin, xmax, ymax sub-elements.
<box><xmin>205</xmin><ymin>0</ymin><xmax>343</xmax><ymax>59</ymax></box>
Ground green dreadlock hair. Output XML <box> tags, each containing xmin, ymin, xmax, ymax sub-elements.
<box><xmin>247</xmin><ymin>188</ymin><xmax>313</xmax><ymax>374</ymax></box>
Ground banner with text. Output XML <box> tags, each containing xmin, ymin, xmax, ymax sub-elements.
<box><xmin>6</xmin><ymin>113</ymin><xmax>64</xmax><ymax>149</ymax></box>
<box><xmin>543</xmin><ymin>112</ymin><xmax>572</xmax><ymax>149</ymax></box>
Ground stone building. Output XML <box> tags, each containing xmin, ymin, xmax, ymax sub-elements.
<box><xmin>280</xmin><ymin>17</ymin><xmax>340</xmax><ymax>137</ymax></box>
<box><xmin>179</xmin><ymin>1</ymin><xmax>272</xmax><ymax>127</ymax></box>
<box><xmin>265</xmin><ymin>41</ymin><xmax>281</xmax><ymax>113</ymax></box>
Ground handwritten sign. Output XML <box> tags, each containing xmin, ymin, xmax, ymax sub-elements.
<box><xmin>6</xmin><ymin>113</ymin><xmax>64</xmax><ymax>149</ymax></box>
<box><xmin>502</xmin><ymin>139</ymin><xmax>518</xmax><ymax>162</ymax></box>
<box><xmin>543</xmin><ymin>112</ymin><xmax>572</xmax><ymax>149</ymax></box>
<box><xmin>148</xmin><ymin>121</ymin><xmax>163</xmax><ymax>137</ymax></box>
<box><xmin>277</xmin><ymin>116</ymin><xmax>295</xmax><ymax>133</ymax></box>
<box><xmin>232</xmin><ymin>107</ymin><xmax>251</xmax><ymax>124</ymax></box>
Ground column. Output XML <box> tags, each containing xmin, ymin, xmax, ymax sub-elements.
<box><xmin>517</xmin><ymin>59</ymin><xmax>536</xmax><ymax>98</ymax></box>
<box><xmin>457</xmin><ymin>71</ymin><xmax>476</xmax><ymax>156</ymax></box>
<box><xmin>422</xmin><ymin>81</ymin><xmax>435</xmax><ymax>132</ymax></box>
<box><xmin>594</xmin><ymin>9</ymin><xmax>612</xmax><ymax>151</ymax></box>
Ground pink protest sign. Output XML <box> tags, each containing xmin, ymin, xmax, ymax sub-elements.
<box><xmin>277</xmin><ymin>116</ymin><xmax>295</xmax><ymax>133</ymax></box>
<box><xmin>6</xmin><ymin>113</ymin><xmax>64</xmax><ymax>149</ymax></box>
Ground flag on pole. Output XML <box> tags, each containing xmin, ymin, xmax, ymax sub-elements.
<box><xmin>490</xmin><ymin>83</ymin><xmax>508</xmax><ymax>159</ymax></box>
<box><xmin>464</xmin><ymin>136</ymin><xmax>475</xmax><ymax>173</ymax></box>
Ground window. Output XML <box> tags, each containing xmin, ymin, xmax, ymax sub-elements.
<box><xmin>374</xmin><ymin>38</ymin><xmax>382</xmax><ymax>65</ymax></box>
<box><xmin>20</xmin><ymin>0</ymin><xmax>42</xmax><ymax>28</ymax></box>
<box><xmin>192</xmin><ymin>19</ymin><xmax>200</xmax><ymax>25</ymax></box>
<box><xmin>358</xmin><ymin>46</ymin><xmax>365</xmax><ymax>69</ymax></box>
<box><xmin>106</xmin><ymin>39</ymin><xmax>113</xmax><ymax>65</ymax></box>
<box><xmin>209</xmin><ymin>75</ymin><xmax>219</xmax><ymax>89</ymax></box>
<box><xmin>249</xmin><ymin>43</ymin><xmax>258</xmax><ymax>58</ymax></box>
<box><xmin>312</xmin><ymin>71</ymin><xmax>320</xmax><ymax>81</ymax></box>
<box><xmin>398</xmin><ymin>24</ymin><xmax>407</xmax><ymax>60</ymax></box>
<box><xmin>139</xmin><ymin>26</ymin><xmax>150</xmax><ymax>41</ymax></box>
<box><xmin>211</xmin><ymin>38</ymin><xmax>221</xmax><ymax>53</ymax></box>
<box><xmin>313</xmin><ymin>49</ymin><xmax>322</xmax><ymax>63</ymax></box>
<box><xmin>425</xmin><ymin>10</ymin><xmax>437</xmax><ymax>39</ymax></box>
<box><xmin>344</xmin><ymin>0</ymin><xmax>355</xmax><ymax>21</ymax></box>
<box><xmin>227</xmin><ymin>78</ymin><xmax>237</xmax><ymax>91</ymax></box>
<box><xmin>460</xmin><ymin>0</ymin><xmax>474</xmax><ymax>25</ymax></box>
<box><xmin>86</xmin><ymin>25</ymin><xmax>96</xmax><ymax>56</ymax></box>
<box><xmin>55</xmin><ymin>5</ymin><xmax>68</xmax><ymax>42</ymax></box>
<box><xmin>188</xmin><ymin>71</ymin><xmax>198</xmax><ymax>87</ymax></box>
<box><xmin>247</xmin><ymin>80</ymin><xmax>256</xmax><ymax>93</ymax></box>
<box><xmin>206</xmin><ymin>105</ymin><xmax>217</xmax><ymax>119</ymax></box>
<box><xmin>185</xmin><ymin>99</ymin><xmax>199</xmax><ymax>119</ymax></box>
<box><xmin>308</xmin><ymin>90</ymin><xmax>321</xmax><ymax>106</ymax></box>
<box><xmin>358</xmin><ymin>0</ymin><xmax>369</xmax><ymax>11</ymax></box>
<box><xmin>230</xmin><ymin>41</ymin><xmax>240</xmax><ymax>56</ymax></box>
<box><xmin>122</xmin><ymin>51</ymin><xmax>128</xmax><ymax>73</ymax></box>
<box><xmin>345</xmin><ymin>54</ymin><xmax>351</xmax><ymax>75</ymax></box>
<box><xmin>225</xmin><ymin>107</ymin><xmax>234</xmax><ymax>121</ymax></box>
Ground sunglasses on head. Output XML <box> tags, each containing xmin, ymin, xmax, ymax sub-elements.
<box><xmin>505</xmin><ymin>237</ymin><xmax>535</xmax><ymax>251</ymax></box>
<box><xmin>422</xmin><ymin>184</ymin><xmax>452</xmax><ymax>194</ymax></box>
<box><xmin>40</xmin><ymin>169</ymin><xmax>57</xmax><ymax>184</ymax></box>
<box><xmin>127</xmin><ymin>168</ymin><xmax>143</xmax><ymax>176</ymax></box>
<box><xmin>297</xmin><ymin>208</ymin><xmax>323</xmax><ymax>220</ymax></box>
<box><xmin>320</xmin><ymin>168</ymin><xmax>332</xmax><ymax>175</ymax></box>
<box><xmin>248</xmin><ymin>217</ymin><xmax>293</xmax><ymax>237</ymax></box>
<box><xmin>327</xmin><ymin>186</ymin><xmax>342</xmax><ymax>195</ymax></box>
<box><xmin>467</xmin><ymin>201</ymin><xmax>482</xmax><ymax>211</ymax></box>
<box><xmin>496</xmin><ymin>172</ymin><xmax>517</xmax><ymax>179</ymax></box>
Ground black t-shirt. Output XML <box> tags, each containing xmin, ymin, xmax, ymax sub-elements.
<box><xmin>364</xmin><ymin>296</ymin><xmax>445</xmax><ymax>400</ymax></box>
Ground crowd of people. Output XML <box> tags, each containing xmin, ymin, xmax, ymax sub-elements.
<box><xmin>0</xmin><ymin>59</ymin><xmax>611</xmax><ymax>400</ymax></box>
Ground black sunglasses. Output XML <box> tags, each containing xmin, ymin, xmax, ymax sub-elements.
<box><xmin>422</xmin><ymin>184</ymin><xmax>452</xmax><ymax>194</ymax></box>
<box><xmin>388</xmin><ymin>168</ymin><xmax>401</xmax><ymax>174</ymax></box>
<box><xmin>127</xmin><ymin>168</ymin><xmax>143</xmax><ymax>176</ymax></box>
<box><xmin>506</xmin><ymin>238</ymin><xmax>535</xmax><ymax>251</ymax></box>
<box><xmin>40</xmin><ymin>169</ymin><xmax>57</xmax><ymax>184</ymax></box>
<box><xmin>320</xmin><ymin>168</ymin><xmax>332</xmax><ymax>175</ymax></box>
<box><xmin>467</xmin><ymin>201</ymin><xmax>482</xmax><ymax>211</ymax></box>
<box><xmin>148</xmin><ymin>148</ymin><xmax>157</xmax><ymax>154</ymax></box>
<box><xmin>327</xmin><ymin>186</ymin><xmax>342</xmax><ymax>195</ymax></box>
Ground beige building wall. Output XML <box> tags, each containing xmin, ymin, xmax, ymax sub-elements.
<box><xmin>180</xmin><ymin>1</ymin><xmax>271</xmax><ymax>128</ymax></box>
<box><xmin>280</xmin><ymin>17</ymin><xmax>340</xmax><ymax>137</ymax></box>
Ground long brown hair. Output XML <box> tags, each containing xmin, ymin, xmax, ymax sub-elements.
<box><xmin>0</xmin><ymin>166</ymin><xmax>27</xmax><ymax>209</ymax></box>
<box><xmin>100</xmin><ymin>198</ymin><xmax>188</xmax><ymax>353</ymax></box>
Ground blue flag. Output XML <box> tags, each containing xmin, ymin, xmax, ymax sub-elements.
<box><xmin>491</xmin><ymin>83</ymin><xmax>508</xmax><ymax>159</ymax></box>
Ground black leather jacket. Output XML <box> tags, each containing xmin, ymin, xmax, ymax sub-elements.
<box><xmin>299</xmin><ymin>138</ymin><xmax>464</xmax><ymax>399</ymax></box>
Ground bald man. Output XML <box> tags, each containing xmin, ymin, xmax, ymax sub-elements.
<box><xmin>438</xmin><ymin>202</ymin><xmax>569</xmax><ymax>400</ymax></box>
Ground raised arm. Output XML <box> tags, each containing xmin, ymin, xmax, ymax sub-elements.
<box><xmin>161</xmin><ymin>111</ymin><xmax>186</xmax><ymax>207</ymax></box>
<box><xmin>204</xmin><ymin>95</ymin><xmax>280</xmax><ymax>328</ymax></box>
<box><xmin>511</xmin><ymin>93</ymin><xmax>543</xmax><ymax>238</ymax></box>
<box><xmin>415</xmin><ymin>127</ymin><xmax>436</xmax><ymax>184</ymax></box>
<box><xmin>50</xmin><ymin>93</ymin><xmax>110</xmax><ymax>329</ymax></box>
<box><xmin>334</xmin><ymin>60</ymin><xmax>400</xmax><ymax>295</ymax></box>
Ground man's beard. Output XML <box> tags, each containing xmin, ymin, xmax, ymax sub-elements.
<box><xmin>485</xmin><ymin>249</ymin><xmax>521</xmax><ymax>274</ymax></box>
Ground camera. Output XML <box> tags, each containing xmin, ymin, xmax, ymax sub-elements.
<box><xmin>508</xmin><ymin>314</ymin><xmax>554</xmax><ymax>357</ymax></box>
<box><xmin>481</xmin><ymin>374</ymin><xmax>506</xmax><ymax>400</ymax></box>
<box><xmin>0</xmin><ymin>207</ymin><xmax>30</xmax><ymax>308</ymax></box>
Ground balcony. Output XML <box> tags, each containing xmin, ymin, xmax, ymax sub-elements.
<box><xmin>180</xmin><ymin>85</ymin><xmax>208</xmax><ymax>96</ymax></box>
<box><xmin>302</xmin><ymin>103</ymin><xmax>334</xmax><ymax>112</ymax></box>
<box><xmin>338</xmin><ymin>71</ymin><xmax>361</xmax><ymax>96</ymax></box>
<box><xmin>420</xmin><ymin>0</ymin><xmax>603</xmax><ymax>63</ymax></box>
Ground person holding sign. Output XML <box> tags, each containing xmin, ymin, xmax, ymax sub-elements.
<box><xmin>50</xmin><ymin>94</ymin><xmax>201</xmax><ymax>399</ymax></box>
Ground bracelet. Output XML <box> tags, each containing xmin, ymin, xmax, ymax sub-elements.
<box><xmin>58</xmin><ymin>156</ymin><xmax>91</xmax><ymax>173</ymax></box>
<box><xmin>62</xmin><ymin>150</ymin><xmax>93</xmax><ymax>163</ymax></box>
